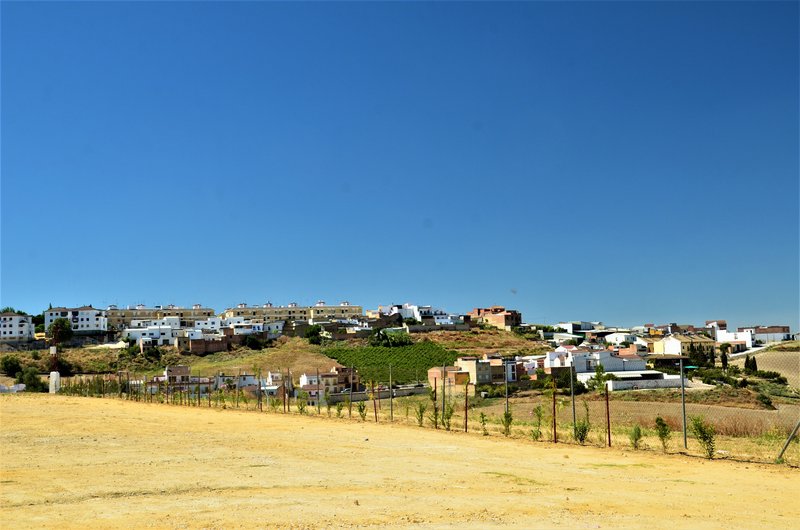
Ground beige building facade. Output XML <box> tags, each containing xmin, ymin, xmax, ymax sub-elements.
<box><xmin>222</xmin><ymin>301</ymin><xmax>362</xmax><ymax>323</ymax></box>
<box><xmin>106</xmin><ymin>304</ymin><xmax>216</xmax><ymax>330</ymax></box>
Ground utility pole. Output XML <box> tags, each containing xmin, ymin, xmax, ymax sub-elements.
<box><xmin>389</xmin><ymin>364</ymin><xmax>393</xmax><ymax>422</ymax></box>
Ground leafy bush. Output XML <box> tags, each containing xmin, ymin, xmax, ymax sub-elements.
<box><xmin>335</xmin><ymin>401</ymin><xmax>344</xmax><ymax>418</ymax></box>
<box><xmin>476</xmin><ymin>383</ymin><xmax>519</xmax><ymax>398</ymax></box>
<box><xmin>356</xmin><ymin>401</ymin><xmax>367</xmax><ymax>421</ymax></box>
<box><xmin>428</xmin><ymin>403</ymin><xmax>440</xmax><ymax>429</ymax></box>
<box><xmin>690</xmin><ymin>416</ymin><xmax>716</xmax><ymax>459</ymax></box>
<box><xmin>442</xmin><ymin>402</ymin><xmax>454</xmax><ymax>431</ymax></box>
<box><xmin>756</xmin><ymin>392</ymin><xmax>774</xmax><ymax>409</ymax></box>
<box><xmin>305</xmin><ymin>325</ymin><xmax>322</xmax><ymax>345</ymax></box>
<box><xmin>574</xmin><ymin>402</ymin><xmax>591</xmax><ymax>445</ymax></box>
<box><xmin>501</xmin><ymin>410</ymin><xmax>513</xmax><ymax>436</ymax></box>
<box><xmin>530</xmin><ymin>405</ymin><xmax>544</xmax><ymax>441</ymax></box>
<box><xmin>655</xmin><ymin>416</ymin><xmax>671</xmax><ymax>452</ymax></box>
<box><xmin>1</xmin><ymin>355</ymin><xmax>22</xmax><ymax>376</ymax></box>
<box><xmin>479</xmin><ymin>412</ymin><xmax>488</xmax><ymax>435</ymax></box>
<box><xmin>16</xmin><ymin>367</ymin><xmax>47</xmax><ymax>392</ymax></box>
<box><xmin>753</xmin><ymin>371</ymin><xmax>787</xmax><ymax>384</ymax></box>
<box><xmin>415</xmin><ymin>402</ymin><xmax>427</xmax><ymax>427</ymax></box>
<box><xmin>243</xmin><ymin>335</ymin><xmax>264</xmax><ymax>350</ymax></box>
<box><xmin>629</xmin><ymin>424</ymin><xmax>643</xmax><ymax>450</ymax></box>
<box><xmin>296</xmin><ymin>391</ymin><xmax>309</xmax><ymax>414</ymax></box>
<box><xmin>369</xmin><ymin>329</ymin><xmax>413</xmax><ymax>347</ymax></box>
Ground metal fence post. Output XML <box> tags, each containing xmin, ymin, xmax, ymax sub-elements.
<box><xmin>680</xmin><ymin>357</ymin><xmax>688</xmax><ymax>449</ymax></box>
<box><xmin>570</xmin><ymin>364</ymin><xmax>576</xmax><ymax>439</ymax></box>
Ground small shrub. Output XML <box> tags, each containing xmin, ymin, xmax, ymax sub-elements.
<box><xmin>654</xmin><ymin>416</ymin><xmax>671</xmax><ymax>452</ymax></box>
<box><xmin>442</xmin><ymin>402</ymin><xmax>454</xmax><ymax>431</ymax></box>
<box><xmin>335</xmin><ymin>402</ymin><xmax>344</xmax><ymax>418</ymax></box>
<box><xmin>531</xmin><ymin>405</ymin><xmax>544</xmax><ymax>441</ymax></box>
<box><xmin>480</xmin><ymin>412</ymin><xmax>488</xmax><ymax>436</ymax></box>
<box><xmin>356</xmin><ymin>401</ymin><xmax>367</xmax><ymax>421</ymax></box>
<box><xmin>31</xmin><ymin>351</ymin><xmax>41</xmax><ymax>361</ymax></box>
<box><xmin>756</xmin><ymin>392</ymin><xmax>774</xmax><ymax>409</ymax></box>
<box><xmin>501</xmin><ymin>410</ymin><xmax>513</xmax><ymax>437</ymax></box>
<box><xmin>574</xmin><ymin>402</ymin><xmax>591</xmax><ymax>445</ymax></box>
<box><xmin>415</xmin><ymin>402</ymin><xmax>427</xmax><ymax>427</ymax></box>
<box><xmin>629</xmin><ymin>424</ymin><xmax>643</xmax><ymax>450</ymax></box>
<box><xmin>242</xmin><ymin>335</ymin><xmax>263</xmax><ymax>350</ymax></box>
<box><xmin>690</xmin><ymin>416</ymin><xmax>716</xmax><ymax>459</ymax></box>
<box><xmin>428</xmin><ymin>403</ymin><xmax>440</xmax><ymax>429</ymax></box>
<box><xmin>296</xmin><ymin>391</ymin><xmax>309</xmax><ymax>414</ymax></box>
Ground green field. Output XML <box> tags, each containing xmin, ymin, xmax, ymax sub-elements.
<box><xmin>323</xmin><ymin>340</ymin><xmax>459</xmax><ymax>383</ymax></box>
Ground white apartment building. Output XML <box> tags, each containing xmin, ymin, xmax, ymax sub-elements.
<box><xmin>0</xmin><ymin>312</ymin><xmax>35</xmax><ymax>342</ymax></box>
<box><xmin>379</xmin><ymin>303</ymin><xmax>454</xmax><ymax>325</ymax></box>
<box><xmin>45</xmin><ymin>306</ymin><xmax>107</xmax><ymax>334</ymax></box>
<box><xmin>124</xmin><ymin>325</ymin><xmax>177</xmax><ymax>346</ymax></box>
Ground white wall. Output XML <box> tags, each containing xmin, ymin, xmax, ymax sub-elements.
<box><xmin>605</xmin><ymin>333</ymin><xmax>635</xmax><ymax>345</ymax></box>
<box><xmin>715</xmin><ymin>329</ymin><xmax>752</xmax><ymax>348</ymax></box>
<box><xmin>124</xmin><ymin>325</ymin><xmax>175</xmax><ymax>345</ymax></box>
<box><xmin>661</xmin><ymin>337</ymin><xmax>683</xmax><ymax>355</ymax></box>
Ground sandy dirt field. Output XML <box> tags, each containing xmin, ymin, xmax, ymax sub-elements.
<box><xmin>1</xmin><ymin>395</ymin><xmax>798</xmax><ymax>529</ymax></box>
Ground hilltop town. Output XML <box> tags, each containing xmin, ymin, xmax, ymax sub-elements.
<box><xmin>1</xmin><ymin>301</ymin><xmax>794</xmax><ymax>400</ymax></box>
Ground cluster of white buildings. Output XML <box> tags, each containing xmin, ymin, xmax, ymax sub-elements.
<box><xmin>368</xmin><ymin>303</ymin><xmax>463</xmax><ymax>327</ymax></box>
<box><xmin>122</xmin><ymin>315</ymin><xmax>284</xmax><ymax>347</ymax></box>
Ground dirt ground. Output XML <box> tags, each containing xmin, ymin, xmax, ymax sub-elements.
<box><xmin>1</xmin><ymin>395</ymin><xmax>798</xmax><ymax>529</ymax></box>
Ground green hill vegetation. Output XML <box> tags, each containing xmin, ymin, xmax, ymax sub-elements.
<box><xmin>323</xmin><ymin>340</ymin><xmax>458</xmax><ymax>384</ymax></box>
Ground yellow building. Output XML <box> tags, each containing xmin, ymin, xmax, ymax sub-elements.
<box><xmin>106</xmin><ymin>304</ymin><xmax>216</xmax><ymax>330</ymax></box>
<box><xmin>221</xmin><ymin>301</ymin><xmax>363</xmax><ymax>323</ymax></box>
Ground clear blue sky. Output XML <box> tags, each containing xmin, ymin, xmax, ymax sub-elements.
<box><xmin>1</xmin><ymin>1</ymin><xmax>798</xmax><ymax>329</ymax></box>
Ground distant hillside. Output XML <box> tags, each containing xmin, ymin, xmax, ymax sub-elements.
<box><xmin>182</xmin><ymin>337</ymin><xmax>342</xmax><ymax>377</ymax></box>
<box><xmin>2</xmin><ymin>329</ymin><xmax>549</xmax><ymax>384</ymax></box>
<box><xmin>412</xmin><ymin>329</ymin><xmax>550</xmax><ymax>357</ymax></box>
